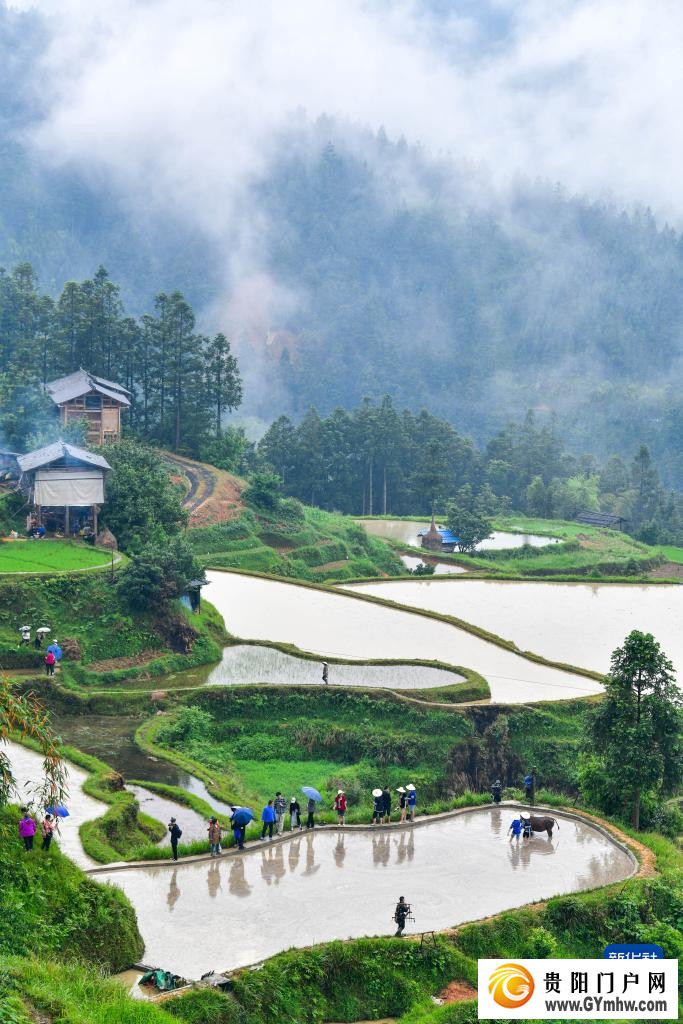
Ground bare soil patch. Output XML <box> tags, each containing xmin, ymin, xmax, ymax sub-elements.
<box><xmin>86</xmin><ymin>650</ymin><xmax>166</xmax><ymax>672</ymax></box>
<box><xmin>438</xmin><ymin>979</ymin><xmax>478</xmax><ymax>1002</ymax></box>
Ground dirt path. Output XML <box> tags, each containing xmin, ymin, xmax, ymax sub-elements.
<box><xmin>650</xmin><ymin>561</ymin><xmax>683</xmax><ymax>580</ymax></box>
<box><xmin>162</xmin><ymin>451</ymin><xmax>244</xmax><ymax>526</ymax></box>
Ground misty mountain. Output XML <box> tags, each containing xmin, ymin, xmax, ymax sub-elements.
<box><xmin>0</xmin><ymin>3</ymin><xmax>681</xmax><ymax>486</ymax></box>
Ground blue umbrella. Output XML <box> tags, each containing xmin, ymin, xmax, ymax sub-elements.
<box><xmin>46</xmin><ymin>805</ymin><xmax>69</xmax><ymax>817</ymax></box>
<box><xmin>47</xmin><ymin>643</ymin><xmax>62</xmax><ymax>661</ymax></box>
<box><xmin>231</xmin><ymin>808</ymin><xmax>253</xmax><ymax>826</ymax></box>
<box><xmin>301</xmin><ymin>786</ymin><xmax>322</xmax><ymax>802</ymax></box>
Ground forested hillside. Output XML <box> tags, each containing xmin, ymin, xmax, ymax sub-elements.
<box><xmin>1</xmin><ymin>4</ymin><xmax>683</xmax><ymax>484</ymax></box>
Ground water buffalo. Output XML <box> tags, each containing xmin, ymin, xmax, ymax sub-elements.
<box><xmin>528</xmin><ymin>814</ymin><xmax>560</xmax><ymax>838</ymax></box>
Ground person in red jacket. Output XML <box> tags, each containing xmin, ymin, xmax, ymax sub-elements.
<box><xmin>44</xmin><ymin>650</ymin><xmax>56</xmax><ymax>676</ymax></box>
<box><xmin>334</xmin><ymin>789</ymin><xmax>347</xmax><ymax>825</ymax></box>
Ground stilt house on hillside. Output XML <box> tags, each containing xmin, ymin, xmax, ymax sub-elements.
<box><xmin>17</xmin><ymin>440</ymin><xmax>111</xmax><ymax>537</ymax></box>
<box><xmin>46</xmin><ymin>369</ymin><xmax>131</xmax><ymax>445</ymax></box>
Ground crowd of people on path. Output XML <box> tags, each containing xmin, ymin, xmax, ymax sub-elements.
<box><xmin>165</xmin><ymin>782</ymin><xmax>420</xmax><ymax>861</ymax></box>
<box><xmin>18</xmin><ymin>809</ymin><xmax>56</xmax><ymax>852</ymax></box>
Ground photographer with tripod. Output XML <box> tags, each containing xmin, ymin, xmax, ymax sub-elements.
<box><xmin>393</xmin><ymin>896</ymin><xmax>412</xmax><ymax>936</ymax></box>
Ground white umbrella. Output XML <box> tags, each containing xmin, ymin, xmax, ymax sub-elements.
<box><xmin>372</xmin><ymin>788</ymin><xmax>383</xmax><ymax>797</ymax></box>
<box><xmin>19</xmin><ymin>626</ymin><xmax>30</xmax><ymax>632</ymax></box>
<box><xmin>36</xmin><ymin>627</ymin><xmax>51</xmax><ymax>635</ymax></box>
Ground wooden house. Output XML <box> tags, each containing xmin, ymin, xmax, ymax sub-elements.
<box><xmin>17</xmin><ymin>441</ymin><xmax>111</xmax><ymax>537</ymax></box>
<box><xmin>46</xmin><ymin>369</ymin><xmax>131</xmax><ymax>445</ymax></box>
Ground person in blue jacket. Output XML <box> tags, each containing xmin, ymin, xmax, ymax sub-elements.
<box><xmin>261</xmin><ymin>800</ymin><xmax>276</xmax><ymax>839</ymax></box>
<box><xmin>508</xmin><ymin>817</ymin><xmax>523</xmax><ymax>842</ymax></box>
<box><xmin>406</xmin><ymin>784</ymin><xmax>417</xmax><ymax>821</ymax></box>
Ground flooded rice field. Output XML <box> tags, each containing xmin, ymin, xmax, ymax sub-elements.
<box><xmin>359</xmin><ymin>519</ymin><xmax>560</xmax><ymax>551</ymax></box>
<box><xmin>344</xmin><ymin>579</ymin><xmax>683</xmax><ymax>677</ymax></box>
<box><xmin>96</xmin><ymin>807</ymin><xmax>634</xmax><ymax>978</ymax></box>
<box><xmin>400</xmin><ymin>554</ymin><xmax>467</xmax><ymax>575</ymax></box>
<box><xmin>205</xmin><ymin>643</ymin><xmax>464</xmax><ymax>690</ymax></box>
<box><xmin>204</xmin><ymin>571</ymin><xmax>601</xmax><ymax>703</ymax></box>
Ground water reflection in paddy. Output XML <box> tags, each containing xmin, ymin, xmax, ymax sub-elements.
<box><xmin>400</xmin><ymin>555</ymin><xmax>466</xmax><ymax>575</ymax></box>
<box><xmin>96</xmin><ymin>808</ymin><xmax>634</xmax><ymax>978</ymax></box>
<box><xmin>206</xmin><ymin>644</ymin><xmax>464</xmax><ymax>690</ymax></box>
<box><xmin>204</xmin><ymin>571</ymin><xmax>600</xmax><ymax>703</ymax></box>
<box><xmin>360</xmin><ymin>519</ymin><xmax>560</xmax><ymax>550</ymax></box>
<box><xmin>346</xmin><ymin>579</ymin><xmax>683</xmax><ymax>677</ymax></box>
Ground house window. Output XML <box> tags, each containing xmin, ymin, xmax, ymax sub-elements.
<box><xmin>85</xmin><ymin>395</ymin><xmax>101</xmax><ymax>410</ymax></box>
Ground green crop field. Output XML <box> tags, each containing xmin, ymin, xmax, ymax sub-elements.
<box><xmin>0</xmin><ymin>539</ymin><xmax>112</xmax><ymax>574</ymax></box>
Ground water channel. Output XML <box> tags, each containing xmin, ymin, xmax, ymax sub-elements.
<box><xmin>343</xmin><ymin>579</ymin><xmax>683</xmax><ymax>677</ymax></box>
<box><xmin>359</xmin><ymin>519</ymin><xmax>560</xmax><ymax>551</ymax></box>
<box><xmin>94</xmin><ymin>808</ymin><xmax>634</xmax><ymax>977</ymax></box>
<box><xmin>204</xmin><ymin>571</ymin><xmax>601</xmax><ymax>703</ymax></box>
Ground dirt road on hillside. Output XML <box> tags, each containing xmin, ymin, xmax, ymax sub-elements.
<box><xmin>162</xmin><ymin>451</ymin><xmax>244</xmax><ymax>526</ymax></box>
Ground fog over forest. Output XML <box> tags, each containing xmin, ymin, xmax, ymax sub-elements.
<box><xmin>1</xmin><ymin>0</ymin><xmax>682</xmax><ymax>485</ymax></box>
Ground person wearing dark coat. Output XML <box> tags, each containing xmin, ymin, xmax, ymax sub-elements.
<box><xmin>306</xmin><ymin>797</ymin><xmax>316</xmax><ymax>829</ymax></box>
<box><xmin>394</xmin><ymin>896</ymin><xmax>410</xmax><ymax>936</ymax></box>
<box><xmin>168</xmin><ymin>818</ymin><xmax>182</xmax><ymax>861</ymax></box>
<box><xmin>381</xmin><ymin>786</ymin><xmax>392</xmax><ymax>824</ymax></box>
<box><xmin>491</xmin><ymin>779</ymin><xmax>503</xmax><ymax>804</ymax></box>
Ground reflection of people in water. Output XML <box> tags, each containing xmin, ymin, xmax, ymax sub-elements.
<box><xmin>288</xmin><ymin>837</ymin><xmax>302</xmax><ymax>872</ymax></box>
<box><xmin>166</xmin><ymin>869</ymin><xmax>180</xmax><ymax>911</ymax></box>
<box><xmin>490</xmin><ymin>806</ymin><xmax>502</xmax><ymax>835</ymax></box>
<box><xmin>372</xmin><ymin>834</ymin><xmax>391</xmax><ymax>867</ymax></box>
<box><xmin>207</xmin><ymin>858</ymin><xmax>221</xmax><ymax>898</ymax></box>
<box><xmin>261</xmin><ymin>845</ymin><xmax>286</xmax><ymax>886</ymax></box>
<box><xmin>395</xmin><ymin>832</ymin><xmax>407</xmax><ymax>864</ymax></box>
<box><xmin>333</xmin><ymin>834</ymin><xmax>346</xmax><ymax>868</ymax></box>
<box><xmin>228</xmin><ymin>856</ymin><xmax>251</xmax><ymax>897</ymax></box>
<box><xmin>303</xmin><ymin>833</ymin><xmax>320</xmax><ymax>875</ymax></box>
<box><xmin>406</xmin><ymin>830</ymin><xmax>415</xmax><ymax>862</ymax></box>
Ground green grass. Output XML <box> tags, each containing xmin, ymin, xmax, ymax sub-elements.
<box><xmin>656</xmin><ymin>544</ymin><xmax>683</xmax><ymax>564</ymax></box>
<box><xmin>0</xmin><ymin>539</ymin><xmax>115</xmax><ymax>574</ymax></box>
<box><xmin>0</xmin><ymin>804</ymin><xmax>142</xmax><ymax>970</ymax></box>
<box><xmin>140</xmin><ymin>688</ymin><xmax>474</xmax><ymax>818</ymax></box>
<box><xmin>0</xmin><ymin>573</ymin><xmax>226</xmax><ymax>683</ymax></box>
<box><xmin>188</xmin><ymin>503</ymin><xmax>404</xmax><ymax>582</ymax></box>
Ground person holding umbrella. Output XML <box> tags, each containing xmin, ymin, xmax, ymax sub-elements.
<box><xmin>301</xmin><ymin>786</ymin><xmax>321</xmax><ymax>828</ymax></box>
<box><xmin>41</xmin><ymin>813</ymin><xmax>55</xmax><ymax>852</ymax></box>
<box><xmin>230</xmin><ymin>806</ymin><xmax>253</xmax><ymax>849</ymax></box>
<box><xmin>35</xmin><ymin>627</ymin><xmax>50</xmax><ymax>651</ymax></box>
<box><xmin>19</xmin><ymin>626</ymin><xmax>31</xmax><ymax>647</ymax></box>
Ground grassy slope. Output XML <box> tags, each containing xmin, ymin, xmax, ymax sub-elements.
<box><xmin>0</xmin><ymin>573</ymin><xmax>226</xmax><ymax>681</ymax></box>
<box><xmin>0</xmin><ymin>804</ymin><xmax>143</xmax><ymax>970</ymax></box>
<box><xmin>188</xmin><ymin>503</ymin><xmax>404</xmax><ymax>582</ymax></box>
<box><xmin>139</xmin><ymin>689</ymin><xmax>590</xmax><ymax>821</ymax></box>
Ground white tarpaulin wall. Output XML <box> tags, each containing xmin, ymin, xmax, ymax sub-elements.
<box><xmin>33</xmin><ymin>469</ymin><xmax>104</xmax><ymax>506</ymax></box>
